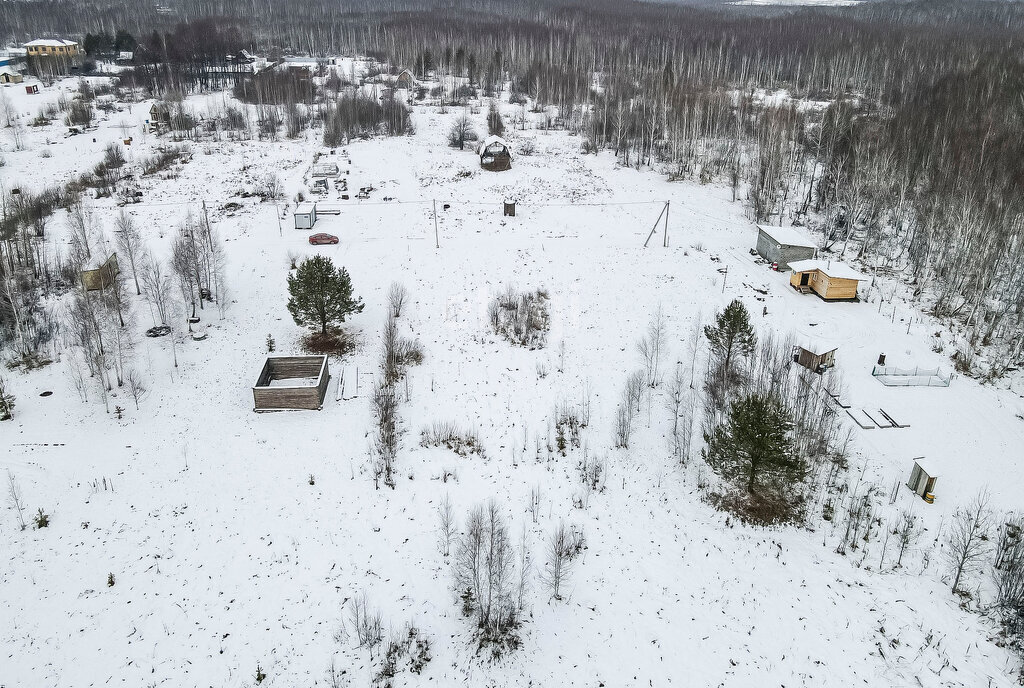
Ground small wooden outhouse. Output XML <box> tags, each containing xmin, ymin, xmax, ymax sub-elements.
<box><xmin>907</xmin><ymin>458</ymin><xmax>938</xmax><ymax>503</ymax></box>
<box><xmin>793</xmin><ymin>342</ymin><xmax>837</xmax><ymax>373</ymax></box>
<box><xmin>294</xmin><ymin>203</ymin><xmax>317</xmax><ymax>230</ymax></box>
<box><xmin>789</xmin><ymin>259</ymin><xmax>866</xmax><ymax>301</ymax></box>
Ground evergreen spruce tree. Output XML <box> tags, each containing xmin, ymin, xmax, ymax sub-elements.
<box><xmin>286</xmin><ymin>256</ymin><xmax>363</xmax><ymax>335</ymax></box>
<box><xmin>704</xmin><ymin>299</ymin><xmax>757</xmax><ymax>371</ymax></box>
<box><xmin>702</xmin><ymin>392</ymin><xmax>801</xmax><ymax>495</ymax></box>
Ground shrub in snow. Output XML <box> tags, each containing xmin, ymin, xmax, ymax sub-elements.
<box><xmin>540</xmin><ymin>522</ymin><xmax>584</xmax><ymax>601</ymax></box>
<box><xmin>347</xmin><ymin>593</ymin><xmax>383</xmax><ymax>648</ymax></box>
<box><xmin>447</xmin><ymin>115</ymin><xmax>478</xmax><ymax>150</ymax></box>
<box><xmin>420</xmin><ymin>422</ymin><xmax>486</xmax><ymax>459</ymax></box>
<box><xmin>0</xmin><ymin>375</ymin><xmax>14</xmax><ymax>420</ymax></box>
<box><xmin>487</xmin><ymin>99</ymin><xmax>504</xmax><ymax>136</ymax></box>
<box><xmin>33</xmin><ymin>508</ymin><xmax>50</xmax><ymax>529</ymax></box>
<box><xmin>454</xmin><ymin>502</ymin><xmax>525</xmax><ymax>657</ymax></box>
<box><xmin>487</xmin><ymin>286</ymin><xmax>549</xmax><ymax>349</ymax></box>
<box><xmin>376</xmin><ymin>624</ymin><xmax>431</xmax><ymax>684</ymax></box>
<box><xmin>7</xmin><ymin>470</ymin><xmax>26</xmax><ymax>531</ymax></box>
<box><xmin>946</xmin><ymin>490</ymin><xmax>993</xmax><ymax>595</ymax></box>
<box><xmin>388</xmin><ymin>282</ymin><xmax>408</xmax><ymax>319</ymax></box>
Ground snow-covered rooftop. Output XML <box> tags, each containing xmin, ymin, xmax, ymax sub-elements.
<box><xmin>757</xmin><ymin>224</ymin><xmax>817</xmax><ymax>249</ymax></box>
<box><xmin>788</xmin><ymin>259</ymin><xmax>866</xmax><ymax>281</ymax></box>
<box><xmin>24</xmin><ymin>39</ymin><xmax>77</xmax><ymax>48</ymax></box>
<box><xmin>0</xmin><ymin>66</ymin><xmax>19</xmax><ymax>76</ymax></box>
<box><xmin>798</xmin><ymin>339</ymin><xmax>838</xmax><ymax>356</ymax></box>
<box><xmin>914</xmin><ymin>456</ymin><xmax>941</xmax><ymax>477</ymax></box>
<box><xmin>478</xmin><ymin>135</ymin><xmax>511</xmax><ymax>157</ymax></box>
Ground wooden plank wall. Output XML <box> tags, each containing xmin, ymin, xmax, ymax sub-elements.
<box><xmin>253</xmin><ymin>356</ymin><xmax>329</xmax><ymax>411</ymax></box>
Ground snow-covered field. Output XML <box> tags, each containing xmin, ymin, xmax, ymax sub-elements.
<box><xmin>2</xmin><ymin>76</ymin><xmax>1023</xmax><ymax>687</ymax></box>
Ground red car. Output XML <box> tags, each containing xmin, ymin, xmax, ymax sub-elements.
<box><xmin>308</xmin><ymin>233</ymin><xmax>339</xmax><ymax>245</ymax></box>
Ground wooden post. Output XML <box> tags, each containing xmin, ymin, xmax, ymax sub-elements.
<box><xmin>433</xmin><ymin>199</ymin><xmax>439</xmax><ymax>249</ymax></box>
<box><xmin>722</xmin><ymin>266</ymin><xmax>728</xmax><ymax>293</ymax></box>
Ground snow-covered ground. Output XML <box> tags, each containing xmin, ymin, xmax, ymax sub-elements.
<box><xmin>2</xmin><ymin>77</ymin><xmax>1022</xmax><ymax>687</ymax></box>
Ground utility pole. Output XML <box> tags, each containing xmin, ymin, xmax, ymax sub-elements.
<box><xmin>662</xmin><ymin>200</ymin><xmax>670</xmax><ymax>248</ymax></box>
<box><xmin>433</xmin><ymin>199</ymin><xmax>439</xmax><ymax>249</ymax></box>
<box><xmin>644</xmin><ymin>201</ymin><xmax>668</xmax><ymax>248</ymax></box>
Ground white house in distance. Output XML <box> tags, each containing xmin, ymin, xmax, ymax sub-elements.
<box><xmin>755</xmin><ymin>225</ymin><xmax>817</xmax><ymax>271</ymax></box>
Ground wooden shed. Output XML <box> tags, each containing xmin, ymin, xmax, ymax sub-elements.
<box><xmin>755</xmin><ymin>225</ymin><xmax>817</xmax><ymax>271</ymax></box>
<box><xmin>788</xmin><ymin>259</ymin><xmax>866</xmax><ymax>301</ymax></box>
<box><xmin>294</xmin><ymin>203</ymin><xmax>318</xmax><ymax>230</ymax></box>
<box><xmin>253</xmin><ymin>355</ymin><xmax>330</xmax><ymax>411</ymax></box>
<box><xmin>395</xmin><ymin>69</ymin><xmax>416</xmax><ymax>89</ymax></box>
<box><xmin>478</xmin><ymin>135</ymin><xmax>513</xmax><ymax>172</ymax></box>
<box><xmin>907</xmin><ymin>458</ymin><xmax>938</xmax><ymax>503</ymax></box>
<box><xmin>0</xmin><ymin>66</ymin><xmax>23</xmax><ymax>84</ymax></box>
<box><xmin>148</xmin><ymin>102</ymin><xmax>171</xmax><ymax>132</ymax></box>
<box><xmin>80</xmin><ymin>253</ymin><xmax>120</xmax><ymax>291</ymax></box>
<box><xmin>793</xmin><ymin>342</ymin><xmax>837</xmax><ymax>373</ymax></box>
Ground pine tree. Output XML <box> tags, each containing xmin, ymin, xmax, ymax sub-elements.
<box><xmin>702</xmin><ymin>392</ymin><xmax>801</xmax><ymax>495</ymax></box>
<box><xmin>286</xmin><ymin>256</ymin><xmax>363</xmax><ymax>335</ymax></box>
<box><xmin>704</xmin><ymin>299</ymin><xmax>757</xmax><ymax>371</ymax></box>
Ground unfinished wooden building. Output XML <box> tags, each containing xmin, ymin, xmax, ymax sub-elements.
<box><xmin>252</xmin><ymin>355</ymin><xmax>330</xmax><ymax>411</ymax></box>
<box><xmin>788</xmin><ymin>259</ymin><xmax>866</xmax><ymax>301</ymax></box>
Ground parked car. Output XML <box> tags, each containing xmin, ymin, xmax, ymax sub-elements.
<box><xmin>308</xmin><ymin>233</ymin><xmax>339</xmax><ymax>245</ymax></box>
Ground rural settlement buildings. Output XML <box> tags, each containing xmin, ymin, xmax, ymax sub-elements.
<box><xmin>755</xmin><ymin>225</ymin><xmax>817</xmax><ymax>270</ymax></box>
<box><xmin>0</xmin><ymin>66</ymin><xmax>22</xmax><ymax>83</ymax></box>
<box><xmin>789</xmin><ymin>259</ymin><xmax>867</xmax><ymax>301</ymax></box>
<box><xmin>24</xmin><ymin>39</ymin><xmax>80</xmax><ymax>58</ymax></box>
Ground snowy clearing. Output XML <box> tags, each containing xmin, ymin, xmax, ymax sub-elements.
<box><xmin>2</xmin><ymin>77</ymin><xmax>1022</xmax><ymax>687</ymax></box>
